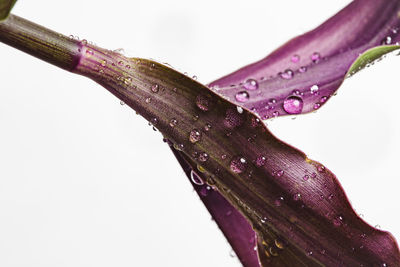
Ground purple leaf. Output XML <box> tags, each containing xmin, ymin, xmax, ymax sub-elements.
<box><xmin>209</xmin><ymin>0</ymin><xmax>400</xmax><ymax>120</ymax></box>
<box><xmin>71</xmin><ymin>46</ymin><xmax>400</xmax><ymax>265</ymax></box>
<box><xmin>171</xmin><ymin>148</ymin><xmax>259</xmax><ymax>266</ymax></box>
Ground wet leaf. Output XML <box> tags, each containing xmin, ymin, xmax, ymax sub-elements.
<box><xmin>208</xmin><ymin>0</ymin><xmax>400</xmax><ymax>120</ymax></box>
<box><xmin>72</xmin><ymin>45</ymin><xmax>400</xmax><ymax>266</ymax></box>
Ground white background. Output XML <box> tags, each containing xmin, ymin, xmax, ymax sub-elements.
<box><xmin>0</xmin><ymin>0</ymin><xmax>399</xmax><ymax>266</ymax></box>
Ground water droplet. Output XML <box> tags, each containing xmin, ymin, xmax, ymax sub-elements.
<box><xmin>204</xmin><ymin>123</ymin><xmax>212</xmax><ymax>131</ymax></box>
<box><xmin>303</xmin><ymin>174</ymin><xmax>309</xmax><ymax>181</ymax></box>
<box><xmin>86</xmin><ymin>49</ymin><xmax>94</xmax><ymax>56</ymax></box>
<box><xmin>124</xmin><ymin>77</ymin><xmax>132</xmax><ymax>85</ymax></box>
<box><xmin>118</xmin><ymin>60</ymin><xmax>124</xmax><ymax>66</ymax></box>
<box><xmin>283</xmin><ymin>95</ymin><xmax>304</xmax><ymax>114</ymax></box>
<box><xmin>313</xmin><ymin>103</ymin><xmax>321</xmax><ymax>110</ymax></box>
<box><xmin>293</xmin><ymin>193</ymin><xmax>301</xmax><ymax>201</ymax></box>
<box><xmin>299</xmin><ymin>66</ymin><xmax>307</xmax><ymax>73</ymax></box>
<box><xmin>235</xmin><ymin>91</ymin><xmax>250</xmax><ymax>102</ymax></box>
<box><xmin>193</xmin><ymin>114</ymin><xmax>199</xmax><ymax>121</ymax></box>
<box><xmin>145</xmin><ymin>97</ymin><xmax>151</xmax><ymax>103</ymax></box>
<box><xmin>151</xmin><ymin>84</ymin><xmax>159</xmax><ymax>93</ymax></box>
<box><xmin>197</xmin><ymin>165</ymin><xmax>206</xmax><ymax>173</ymax></box>
<box><xmin>192</xmin><ymin>75</ymin><xmax>198</xmax><ymax>80</ymax></box>
<box><xmin>169</xmin><ymin>118</ymin><xmax>178</xmax><ymax>127</ymax></box>
<box><xmin>120</xmin><ymin>100</ymin><xmax>125</xmax><ymax>105</ymax></box>
<box><xmin>226</xmin><ymin>210</ymin><xmax>232</xmax><ymax>216</ymax></box>
<box><xmin>311</xmin><ymin>172</ymin><xmax>317</xmax><ymax>178</ymax></box>
<box><xmin>256</xmin><ymin>155</ymin><xmax>266</xmax><ymax>167</ymax></box>
<box><xmin>317</xmin><ymin>165</ymin><xmax>325</xmax><ymax>172</ymax></box>
<box><xmin>272</xmin><ymin>111</ymin><xmax>279</xmax><ymax>117</ymax></box>
<box><xmin>275</xmin><ymin>239</ymin><xmax>284</xmax><ymax>249</ymax></box>
<box><xmin>307</xmin><ymin>251</ymin><xmax>313</xmax><ymax>256</ymax></box>
<box><xmin>276</xmin><ymin>170</ymin><xmax>284</xmax><ymax>177</ymax></box>
<box><xmin>269</xmin><ymin>247</ymin><xmax>279</xmax><ymax>256</ymax></box>
<box><xmin>275</xmin><ymin>196</ymin><xmax>284</xmax><ymax>206</ymax></box>
<box><xmin>333</xmin><ymin>216</ymin><xmax>343</xmax><ymax>227</ymax></box>
<box><xmin>310</xmin><ymin>85</ymin><xmax>319</xmax><ymax>94</ymax></box>
<box><xmin>311</xmin><ymin>52</ymin><xmax>321</xmax><ymax>63</ymax></box>
<box><xmin>174</xmin><ymin>143</ymin><xmax>184</xmax><ymax>151</ymax></box>
<box><xmin>279</xmin><ymin>69</ymin><xmax>294</xmax><ymax>79</ymax></box>
<box><xmin>291</xmin><ymin>54</ymin><xmax>300</xmax><ymax>63</ymax></box>
<box><xmin>196</xmin><ymin>95</ymin><xmax>212</xmax><ymax>111</ymax></box>
<box><xmin>261</xmin><ymin>217</ymin><xmax>267</xmax><ymax>224</ymax></box>
<box><xmin>360</xmin><ymin>233</ymin><xmax>367</xmax><ymax>239</ymax></box>
<box><xmin>125</xmin><ymin>64</ymin><xmax>131</xmax><ymax>69</ymax></box>
<box><xmin>375</xmin><ymin>224</ymin><xmax>381</xmax><ymax>229</ymax></box>
<box><xmin>199</xmin><ymin>152</ymin><xmax>209</xmax><ymax>162</ymax></box>
<box><xmin>100</xmin><ymin>60</ymin><xmax>106</xmax><ymax>67</ymax></box>
<box><xmin>113</xmin><ymin>48</ymin><xmax>125</xmax><ymax>55</ymax></box>
<box><xmin>381</xmin><ymin>36</ymin><xmax>392</xmax><ymax>45</ymax></box>
<box><xmin>189</xmin><ymin>129</ymin><xmax>202</xmax><ymax>143</ymax></box>
<box><xmin>229</xmin><ymin>249</ymin><xmax>237</xmax><ymax>258</ymax></box>
<box><xmin>230</xmin><ymin>157</ymin><xmax>247</xmax><ymax>173</ymax></box>
<box><xmin>243</xmin><ymin>79</ymin><xmax>259</xmax><ymax>90</ymax></box>
<box><xmin>190</xmin><ymin>170</ymin><xmax>204</xmax><ymax>185</ymax></box>
<box><xmin>151</xmin><ymin>117</ymin><xmax>158</xmax><ymax>126</ymax></box>
<box><xmin>320</xmin><ymin>96</ymin><xmax>328</xmax><ymax>103</ymax></box>
<box><xmin>236</xmin><ymin>106</ymin><xmax>244</xmax><ymax>114</ymax></box>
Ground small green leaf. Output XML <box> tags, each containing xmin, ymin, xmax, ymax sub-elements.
<box><xmin>347</xmin><ymin>45</ymin><xmax>400</xmax><ymax>77</ymax></box>
<box><xmin>0</xmin><ymin>0</ymin><xmax>17</xmax><ymax>22</ymax></box>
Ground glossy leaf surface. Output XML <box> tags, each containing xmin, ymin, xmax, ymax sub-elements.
<box><xmin>208</xmin><ymin>0</ymin><xmax>400</xmax><ymax>120</ymax></box>
<box><xmin>72</xmin><ymin>45</ymin><xmax>400</xmax><ymax>266</ymax></box>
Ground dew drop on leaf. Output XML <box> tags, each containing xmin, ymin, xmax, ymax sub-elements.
<box><xmin>235</xmin><ymin>91</ymin><xmax>250</xmax><ymax>102</ymax></box>
<box><xmin>169</xmin><ymin>118</ymin><xmax>177</xmax><ymax>127</ymax></box>
<box><xmin>310</xmin><ymin>85</ymin><xmax>319</xmax><ymax>94</ymax></box>
<box><xmin>291</xmin><ymin>54</ymin><xmax>300</xmax><ymax>63</ymax></box>
<box><xmin>293</xmin><ymin>193</ymin><xmax>301</xmax><ymax>201</ymax></box>
<box><xmin>151</xmin><ymin>84</ymin><xmax>159</xmax><ymax>93</ymax></box>
<box><xmin>199</xmin><ymin>152</ymin><xmax>209</xmax><ymax>162</ymax></box>
<box><xmin>190</xmin><ymin>170</ymin><xmax>204</xmax><ymax>185</ymax></box>
<box><xmin>256</xmin><ymin>155</ymin><xmax>266</xmax><ymax>167</ymax></box>
<box><xmin>283</xmin><ymin>95</ymin><xmax>304</xmax><ymax>114</ymax></box>
<box><xmin>230</xmin><ymin>157</ymin><xmax>247</xmax><ymax>173</ymax></box>
<box><xmin>189</xmin><ymin>129</ymin><xmax>202</xmax><ymax>143</ymax></box>
<box><xmin>299</xmin><ymin>66</ymin><xmax>307</xmax><ymax>73</ymax></box>
<box><xmin>275</xmin><ymin>196</ymin><xmax>284</xmax><ymax>206</ymax></box>
<box><xmin>314</xmin><ymin>103</ymin><xmax>321</xmax><ymax>110</ymax></box>
<box><xmin>381</xmin><ymin>36</ymin><xmax>392</xmax><ymax>45</ymax></box>
<box><xmin>279</xmin><ymin>69</ymin><xmax>294</xmax><ymax>79</ymax></box>
<box><xmin>311</xmin><ymin>52</ymin><xmax>321</xmax><ymax>63</ymax></box>
<box><xmin>243</xmin><ymin>78</ymin><xmax>259</xmax><ymax>90</ymax></box>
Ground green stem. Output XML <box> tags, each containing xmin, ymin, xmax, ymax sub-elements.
<box><xmin>0</xmin><ymin>14</ymin><xmax>82</xmax><ymax>71</ymax></box>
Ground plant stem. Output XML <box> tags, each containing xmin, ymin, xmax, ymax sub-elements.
<box><xmin>0</xmin><ymin>14</ymin><xmax>81</xmax><ymax>71</ymax></box>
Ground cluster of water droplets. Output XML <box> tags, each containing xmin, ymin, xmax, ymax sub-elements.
<box><xmin>231</xmin><ymin>52</ymin><xmax>329</xmax><ymax>118</ymax></box>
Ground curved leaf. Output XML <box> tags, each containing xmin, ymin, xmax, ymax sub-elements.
<box><xmin>208</xmin><ymin>0</ymin><xmax>400</xmax><ymax>120</ymax></box>
<box><xmin>72</xmin><ymin>45</ymin><xmax>400</xmax><ymax>266</ymax></box>
<box><xmin>171</xmin><ymin>148</ymin><xmax>260</xmax><ymax>267</ymax></box>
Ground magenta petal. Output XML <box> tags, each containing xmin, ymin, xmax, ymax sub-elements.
<box><xmin>171</xmin><ymin>149</ymin><xmax>259</xmax><ymax>267</ymax></box>
<box><xmin>209</xmin><ymin>0</ymin><xmax>400</xmax><ymax>119</ymax></box>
